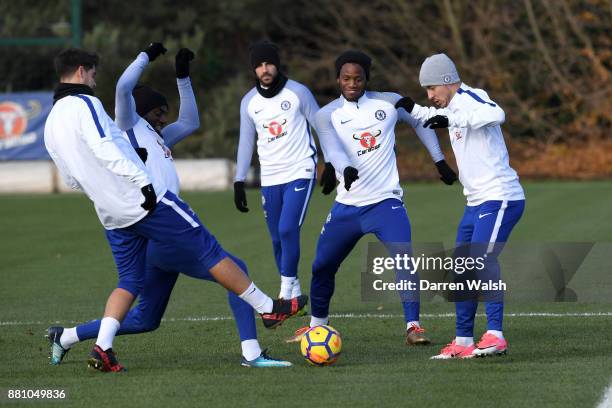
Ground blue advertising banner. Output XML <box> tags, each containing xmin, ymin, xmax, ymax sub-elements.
<box><xmin>0</xmin><ymin>92</ymin><xmax>53</xmax><ymax>160</ymax></box>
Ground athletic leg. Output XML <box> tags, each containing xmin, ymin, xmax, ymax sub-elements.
<box><xmin>74</xmin><ymin>265</ymin><xmax>178</xmax><ymax>341</ymax></box>
<box><xmin>362</xmin><ymin>199</ymin><xmax>419</xmax><ymax>323</ymax></box>
<box><xmin>430</xmin><ymin>205</ymin><xmax>479</xmax><ymax>359</ymax></box>
<box><xmin>82</xmin><ymin>227</ymin><xmax>148</xmax><ymax>371</ymax></box>
<box><xmin>261</xmin><ymin>184</ymin><xmax>283</xmax><ymax>276</ymax></box>
<box><xmin>471</xmin><ymin>200</ymin><xmax>525</xmax><ymax>334</ymax></box>
<box><xmin>310</xmin><ymin>202</ymin><xmax>362</xmax><ymax>322</ymax></box>
<box><xmin>277</xmin><ymin>178</ymin><xmax>315</xmax><ymax>297</ymax></box>
<box><xmin>133</xmin><ymin>192</ymin><xmax>307</xmax><ymax>331</ymax></box>
<box><xmin>454</xmin><ymin>205</ymin><xmax>478</xmax><ymax>340</ymax></box>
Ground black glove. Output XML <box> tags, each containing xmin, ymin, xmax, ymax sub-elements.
<box><xmin>140</xmin><ymin>184</ymin><xmax>157</xmax><ymax>212</ymax></box>
<box><xmin>143</xmin><ymin>42</ymin><xmax>167</xmax><ymax>62</ymax></box>
<box><xmin>233</xmin><ymin>181</ymin><xmax>249</xmax><ymax>213</ymax></box>
<box><xmin>175</xmin><ymin>48</ymin><xmax>195</xmax><ymax>79</ymax></box>
<box><xmin>343</xmin><ymin>166</ymin><xmax>359</xmax><ymax>191</ymax></box>
<box><xmin>394</xmin><ymin>96</ymin><xmax>415</xmax><ymax>113</ymax></box>
<box><xmin>424</xmin><ymin>115</ymin><xmax>449</xmax><ymax>129</ymax></box>
<box><xmin>135</xmin><ymin>147</ymin><xmax>148</xmax><ymax>163</ymax></box>
<box><xmin>320</xmin><ymin>162</ymin><xmax>337</xmax><ymax>195</ymax></box>
<box><xmin>435</xmin><ymin>160</ymin><xmax>458</xmax><ymax>185</ymax></box>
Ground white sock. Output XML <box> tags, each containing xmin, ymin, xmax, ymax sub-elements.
<box><xmin>486</xmin><ymin>330</ymin><xmax>504</xmax><ymax>340</ymax></box>
<box><xmin>279</xmin><ymin>276</ymin><xmax>296</xmax><ymax>299</ymax></box>
<box><xmin>310</xmin><ymin>316</ymin><xmax>329</xmax><ymax>327</ymax></box>
<box><xmin>60</xmin><ymin>327</ymin><xmax>80</xmax><ymax>349</ymax></box>
<box><xmin>406</xmin><ymin>321</ymin><xmax>420</xmax><ymax>330</ymax></box>
<box><xmin>241</xmin><ymin>339</ymin><xmax>262</xmax><ymax>361</ymax></box>
<box><xmin>239</xmin><ymin>282</ymin><xmax>273</xmax><ymax>314</ymax></box>
<box><xmin>291</xmin><ymin>278</ymin><xmax>302</xmax><ymax>297</ymax></box>
<box><xmin>95</xmin><ymin>317</ymin><xmax>120</xmax><ymax>351</ymax></box>
<box><xmin>455</xmin><ymin>336</ymin><xmax>474</xmax><ymax>346</ymax></box>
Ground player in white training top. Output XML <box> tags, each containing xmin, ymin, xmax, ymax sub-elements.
<box><xmin>287</xmin><ymin>50</ymin><xmax>457</xmax><ymax>345</ymax></box>
<box><xmin>235</xmin><ymin>41</ymin><xmax>336</xmax><ymax>299</ymax></box>
<box><xmin>47</xmin><ymin>43</ymin><xmax>294</xmax><ymax>368</ymax></box>
<box><xmin>395</xmin><ymin>53</ymin><xmax>525</xmax><ymax>359</ymax></box>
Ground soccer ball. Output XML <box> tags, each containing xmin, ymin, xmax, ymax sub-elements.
<box><xmin>300</xmin><ymin>325</ymin><xmax>342</xmax><ymax>366</ymax></box>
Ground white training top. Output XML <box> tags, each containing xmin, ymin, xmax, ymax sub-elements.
<box><xmin>114</xmin><ymin>52</ymin><xmax>200</xmax><ymax>195</ymax></box>
<box><xmin>236</xmin><ymin>79</ymin><xmax>319</xmax><ymax>186</ymax></box>
<box><xmin>124</xmin><ymin>118</ymin><xmax>179</xmax><ymax>195</ymax></box>
<box><xmin>315</xmin><ymin>91</ymin><xmax>444</xmax><ymax>207</ymax></box>
<box><xmin>44</xmin><ymin>93</ymin><xmax>166</xmax><ymax>229</ymax></box>
<box><xmin>410</xmin><ymin>83</ymin><xmax>525</xmax><ymax>206</ymax></box>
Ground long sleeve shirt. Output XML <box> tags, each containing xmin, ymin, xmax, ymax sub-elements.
<box><xmin>315</xmin><ymin>91</ymin><xmax>444</xmax><ymax>207</ymax></box>
<box><xmin>410</xmin><ymin>83</ymin><xmax>524</xmax><ymax>205</ymax></box>
<box><xmin>115</xmin><ymin>52</ymin><xmax>200</xmax><ymax>195</ymax></box>
<box><xmin>236</xmin><ymin>79</ymin><xmax>319</xmax><ymax>186</ymax></box>
<box><xmin>44</xmin><ymin>93</ymin><xmax>165</xmax><ymax>229</ymax></box>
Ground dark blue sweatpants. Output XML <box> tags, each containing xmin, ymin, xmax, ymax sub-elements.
<box><xmin>76</xmin><ymin>191</ymin><xmax>257</xmax><ymax>343</ymax></box>
<box><xmin>310</xmin><ymin>198</ymin><xmax>419</xmax><ymax>322</ymax></box>
<box><xmin>261</xmin><ymin>178</ymin><xmax>315</xmax><ymax>278</ymax></box>
<box><xmin>454</xmin><ymin>199</ymin><xmax>525</xmax><ymax>337</ymax></box>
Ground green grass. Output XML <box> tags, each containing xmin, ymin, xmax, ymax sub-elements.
<box><xmin>1</xmin><ymin>181</ymin><xmax>611</xmax><ymax>407</ymax></box>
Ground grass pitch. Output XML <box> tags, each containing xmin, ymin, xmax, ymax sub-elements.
<box><xmin>1</xmin><ymin>181</ymin><xmax>611</xmax><ymax>407</ymax></box>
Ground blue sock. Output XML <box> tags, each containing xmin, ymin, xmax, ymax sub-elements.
<box><xmin>456</xmin><ymin>301</ymin><xmax>478</xmax><ymax>337</ymax></box>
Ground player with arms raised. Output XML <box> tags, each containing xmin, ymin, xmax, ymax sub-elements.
<box><xmin>45</xmin><ymin>46</ymin><xmax>307</xmax><ymax>372</ymax></box>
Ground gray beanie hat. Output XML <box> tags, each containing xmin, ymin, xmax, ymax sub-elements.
<box><xmin>419</xmin><ymin>53</ymin><xmax>460</xmax><ymax>86</ymax></box>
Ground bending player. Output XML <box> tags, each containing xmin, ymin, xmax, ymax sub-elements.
<box><xmin>287</xmin><ymin>51</ymin><xmax>457</xmax><ymax>345</ymax></box>
<box><xmin>48</xmin><ymin>44</ymin><xmax>297</xmax><ymax>368</ymax></box>
<box><xmin>234</xmin><ymin>41</ymin><xmax>335</xmax><ymax>299</ymax></box>
<box><xmin>395</xmin><ymin>53</ymin><xmax>525</xmax><ymax>359</ymax></box>
<box><xmin>45</xmin><ymin>45</ymin><xmax>307</xmax><ymax>372</ymax></box>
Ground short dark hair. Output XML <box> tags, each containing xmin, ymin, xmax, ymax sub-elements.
<box><xmin>335</xmin><ymin>50</ymin><xmax>372</xmax><ymax>80</ymax></box>
<box><xmin>54</xmin><ymin>48</ymin><xmax>99</xmax><ymax>78</ymax></box>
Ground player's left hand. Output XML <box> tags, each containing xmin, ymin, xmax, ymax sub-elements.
<box><xmin>343</xmin><ymin>166</ymin><xmax>359</xmax><ymax>191</ymax></box>
<box><xmin>320</xmin><ymin>162</ymin><xmax>337</xmax><ymax>195</ymax></box>
<box><xmin>135</xmin><ymin>147</ymin><xmax>148</xmax><ymax>163</ymax></box>
<box><xmin>395</xmin><ymin>96</ymin><xmax>415</xmax><ymax>113</ymax></box>
<box><xmin>424</xmin><ymin>115</ymin><xmax>449</xmax><ymax>129</ymax></box>
<box><xmin>175</xmin><ymin>48</ymin><xmax>195</xmax><ymax>79</ymax></box>
<box><xmin>140</xmin><ymin>184</ymin><xmax>157</xmax><ymax>212</ymax></box>
<box><xmin>435</xmin><ymin>160</ymin><xmax>458</xmax><ymax>185</ymax></box>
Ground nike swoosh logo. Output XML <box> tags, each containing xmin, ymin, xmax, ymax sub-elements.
<box><xmin>294</xmin><ymin>187</ymin><xmax>306</xmax><ymax>192</ymax></box>
<box><xmin>255</xmin><ymin>109</ymin><xmax>264</xmax><ymax>114</ymax></box>
<box><xmin>392</xmin><ymin>205</ymin><xmax>403</xmax><ymax>210</ymax></box>
<box><xmin>340</xmin><ymin>119</ymin><xmax>353</xmax><ymax>124</ymax></box>
<box><xmin>479</xmin><ymin>212</ymin><xmax>493</xmax><ymax>219</ymax></box>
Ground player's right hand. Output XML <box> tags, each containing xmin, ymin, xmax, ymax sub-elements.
<box><xmin>234</xmin><ymin>181</ymin><xmax>249</xmax><ymax>212</ymax></box>
<box><xmin>395</xmin><ymin>96</ymin><xmax>415</xmax><ymax>113</ymax></box>
<box><xmin>320</xmin><ymin>162</ymin><xmax>337</xmax><ymax>195</ymax></box>
<box><xmin>343</xmin><ymin>166</ymin><xmax>359</xmax><ymax>191</ymax></box>
<box><xmin>140</xmin><ymin>184</ymin><xmax>157</xmax><ymax>212</ymax></box>
<box><xmin>435</xmin><ymin>160</ymin><xmax>458</xmax><ymax>185</ymax></box>
<box><xmin>144</xmin><ymin>42</ymin><xmax>167</xmax><ymax>62</ymax></box>
<box><xmin>424</xmin><ymin>115</ymin><xmax>449</xmax><ymax>129</ymax></box>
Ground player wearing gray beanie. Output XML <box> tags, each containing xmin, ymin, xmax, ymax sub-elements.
<box><xmin>395</xmin><ymin>53</ymin><xmax>525</xmax><ymax>361</ymax></box>
<box><xmin>419</xmin><ymin>53</ymin><xmax>461</xmax><ymax>87</ymax></box>
<box><xmin>395</xmin><ymin>53</ymin><xmax>463</xmax><ymax>114</ymax></box>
